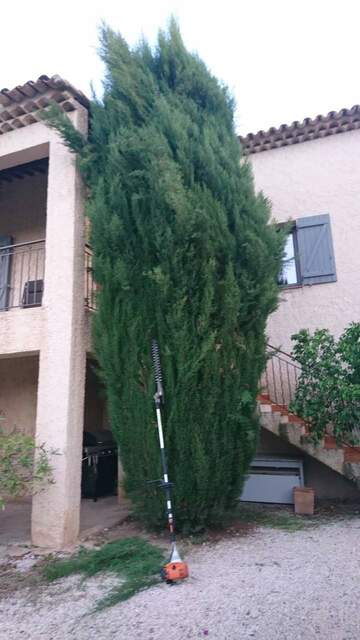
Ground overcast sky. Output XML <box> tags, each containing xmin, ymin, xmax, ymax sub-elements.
<box><xmin>1</xmin><ymin>0</ymin><xmax>359</xmax><ymax>135</ymax></box>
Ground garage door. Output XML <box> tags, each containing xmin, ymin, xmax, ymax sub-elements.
<box><xmin>240</xmin><ymin>456</ymin><xmax>304</xmax><ymax>504</ymax></box>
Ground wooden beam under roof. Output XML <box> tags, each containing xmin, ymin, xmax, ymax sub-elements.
<box><xmin>0</xmin><ymin>158</ymin><xmax>49</xmax><ymax>184</ymax></box>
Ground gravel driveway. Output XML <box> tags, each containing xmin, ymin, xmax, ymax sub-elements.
<box><xmin>1</xmin><ymin>519</ymin><xmax>360</xmax><ymax>640</ymax></box>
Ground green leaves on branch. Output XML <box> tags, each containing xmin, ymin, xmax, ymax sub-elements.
<box><xmin>291</xmin><ymin>323</ymin><xmax>360</xmax><ymax>445</ymax></box>
<box><xmin>44</xmin><ymin>537</ymin><xmax>165</xmax><ymax>607</ymax></box>
<box><xmin>0</xmin><ymin>426</ymin><xmax>54</xmax><ymax>509</ymax></box>
<box><xmin>41</xmin><ymin>103</ymin><xmax>86</xmax><ymax>155</ymax></box>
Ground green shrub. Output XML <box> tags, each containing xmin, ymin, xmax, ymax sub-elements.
<box><xmin>0</xmin><ymin>426</ymin><xmax>54</xmax><ymax>509</ymax></box>
<box><xmin>291</xmin><ymin>323</ymin><xmax>360</xmax><ymax>444</ymax></box>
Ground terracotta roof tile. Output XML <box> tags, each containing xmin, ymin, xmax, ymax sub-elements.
<box><xmin>239</xmin><ymin>105</ymin><xmax>360</xmax><ymax>154</ymax></box>
<box><xmin>0</xmin><ymin>74</ymin><xmax>90</xmax><ymax>135</ymax></box>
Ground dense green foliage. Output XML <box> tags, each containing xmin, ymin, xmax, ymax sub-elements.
<box><xmin>0</xmin><ymin>425</ymin><xmax>53</xmax><ymax>509</ymax></box>
<box><xmin>44</xmin><ymin>537</ymin><xmax>165</xmax><ymax>607</ymax></box>
<box><xmin>291</xmin><ymin>324</ymin><xmax>360</xmax><ymax>444</ymax></box>
<box><xmin>46</xmin><ymin>20</ymin><xmax>283</xmax><ymax>530</ymax></box>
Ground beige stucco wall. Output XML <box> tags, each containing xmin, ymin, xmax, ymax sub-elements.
<box><xmin>0</xmin><ymin>171</ymin><xmax>47</xmax><ymax>243</ymax></box>
<box><xmin>0</xmin><ymin>307</ymin><xmax>45</xmax><ymax>356</ymax></box>
<box><xmin>0</xmin><ymin>354</ymin><xmax>106</xmax><ymax>440</ymax></box>
<box><xmin>0</xmin><ymin>355</ymin><xmax>39</xmax><ymax>436</ymax></box>
<box><xmin>250</xmin><ymin>130</ymin><xmax>360</xmax><ymax>352</ymax></box>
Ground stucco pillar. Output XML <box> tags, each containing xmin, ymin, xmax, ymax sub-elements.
<box><xmin>31</xmin><ymin>109</ymin><xmax>88</xmax><ymax>548</ymax></box>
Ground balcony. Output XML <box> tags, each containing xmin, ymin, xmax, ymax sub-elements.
<box><xmin>0</xmin><ymin>239</ymin><xmax>45</xmax><ymax>311</ymax></box>
<box><xmin>0</xmin><ymin>240</ymin><xmax>98</xmax><ymax>313</ymax></box>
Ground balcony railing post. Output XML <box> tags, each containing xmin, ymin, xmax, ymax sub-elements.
<box><xmin>84</xmin><ymin>244</ymin><xmax>97</xmax><ymax>311</ymax></box>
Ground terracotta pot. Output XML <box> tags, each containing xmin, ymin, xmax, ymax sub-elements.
<box><xmin>293</xmin><ymin>487</ymin><xmax>315</xmax><ymax>515</ymax></box>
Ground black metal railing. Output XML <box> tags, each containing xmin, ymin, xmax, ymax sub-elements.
<box><xmin>0</xmin><ymin>239</ymin><xmax>45</xmax><ymax>311</ymax></box>
<box><xmin>0</xmin><ymin>240</ymin><xmax>99</xmax><ymax>312</ymax></box>
<box><xmin>84</xmin><ymin>244</ymin><xmax>97</xmax><ymax>310</ymax></box>
<box><xmin>262</xmin><ymin>344</ymin><xmax>360</xmax><ymax>449</ymax></box>
<box><xmin>261</xmin><ymin>344</ymin><xmax>301</xmax><ymax>408</ymax></box>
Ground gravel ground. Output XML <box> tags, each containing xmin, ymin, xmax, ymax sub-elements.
<box><xmin>1</xmin><ymin>519</ymin><xmax>360</xmax><ymax>640</ymax></box>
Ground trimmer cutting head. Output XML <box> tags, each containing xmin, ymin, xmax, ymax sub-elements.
<box><xmin>161</xmin><ymin>543</ymin><xmax>189</xmax><ymax>584</ymax></box>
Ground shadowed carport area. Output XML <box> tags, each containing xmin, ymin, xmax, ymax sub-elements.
<box><xmin>0</xmin><ymin>497</ymin><xmax>129</xmax><ymax>547</ymax></box>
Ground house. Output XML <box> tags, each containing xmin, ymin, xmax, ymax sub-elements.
<box><xmin>1</xmin><ymin>75</ymin><xmax>359</xmax><ymax>549</ymax></box>
<box><xmin>0</xmin><ymin>75</ymin><xmax>113</xmax><ymax>549</ymax></box>
<box><xmin>239</xmin><ymin>107</ymin><xmax>360</xmax><ymax>504</ymax></box>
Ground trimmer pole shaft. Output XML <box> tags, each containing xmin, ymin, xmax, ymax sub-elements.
<box><xmin>155</xmin><ymin>393</ymin><xmax>175</xmax><ymax>542</ymax></box>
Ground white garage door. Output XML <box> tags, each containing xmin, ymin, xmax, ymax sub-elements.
<box><xmin>240</xmin><ymin>456</ymin><xmax>304</xmax><ymax>504</ymax></box>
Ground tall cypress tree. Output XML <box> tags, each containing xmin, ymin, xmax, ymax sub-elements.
<box><xmin>47</xmin><ymin>20</ymin><xmax>283</xmax><ymax>531</ymax></box>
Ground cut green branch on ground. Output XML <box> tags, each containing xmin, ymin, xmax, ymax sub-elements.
<box><xmin>43</xmin><ymin>537</ymin><xmax>165</xmax><ymax>608</ymax></box>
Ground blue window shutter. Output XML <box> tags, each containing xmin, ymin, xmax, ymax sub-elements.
<box><xmin>0</xmin><ymin>235</ymin><xmax>13</xmax><ymax>310</ymax></box>
<box><xmin>296</xmin><ymin>214</ymin><xmax>337</xmax><ymax>285</ymax></box>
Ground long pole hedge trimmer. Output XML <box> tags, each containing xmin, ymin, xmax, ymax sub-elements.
<box><xmin>151</xmin><ymin>339</ymin><xmax>189</xmax><ymax>584</ymax></box>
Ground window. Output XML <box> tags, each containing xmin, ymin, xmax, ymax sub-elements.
<box><xmin>278</xmin><ymin>214</ymin><xmax>337</xmax><ymax>287</ymax></box>
<box><xmin>278</xmin><ymin>230</ymin><xmax>299</xmax><ymax>286</ymax></box>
